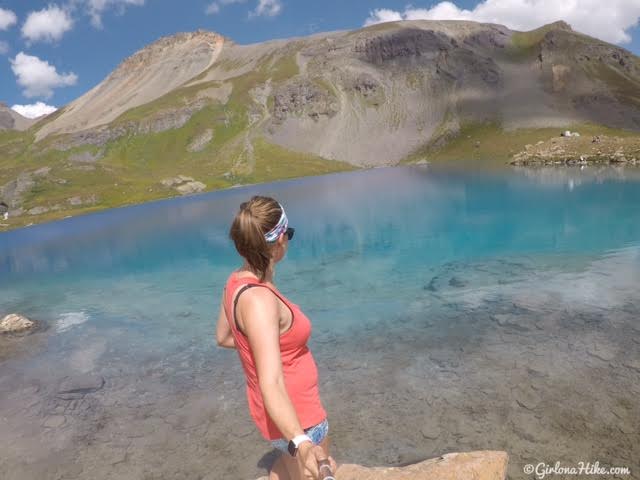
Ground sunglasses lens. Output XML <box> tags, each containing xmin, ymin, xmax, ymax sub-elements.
<box><xmin>286</xmin><ymin>227</ymin><xmax>295</xmax><ymax>240</ymax></box>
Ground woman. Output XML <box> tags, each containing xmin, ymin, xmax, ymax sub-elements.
<box><xmin>216</xmin><ymin>195</ymin><xmax>336</xmax><ymax>480</ymax></box>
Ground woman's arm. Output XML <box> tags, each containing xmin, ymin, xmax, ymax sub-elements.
<box><xmin>215</xmin><ymin>289</ymin><xmax>235</xmax><ymax>349</ymax></box>
<box><xmin>241</xmin><ymin>288</ymin><xmax>327</xmax><ymax>478</ymax></box>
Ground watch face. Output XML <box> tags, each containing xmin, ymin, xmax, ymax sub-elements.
<box><xmin>287</xmin><ymin>440</ymin><xmax>297</xmax><ymax>457</ymax></box>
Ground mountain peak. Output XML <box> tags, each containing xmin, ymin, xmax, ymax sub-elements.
<box><xmin>36</xmin><ymin>29</ymin><xmax>225</xmax><ymax>139</ymax></box>
<box><xmin>115</xmin><ymin>30</ymin><xmax>224</xmax><ymax>77</ymax></box>
<box><xmin>545</xmin><ymin>20</ymin><xmax>573</xmax><ymax>31</ymax></box>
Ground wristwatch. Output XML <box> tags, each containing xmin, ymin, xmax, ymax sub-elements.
<box><xmin>287</xmin><ymin>434</ymin><xmax>312</xmax><ymax>457</ymax></box>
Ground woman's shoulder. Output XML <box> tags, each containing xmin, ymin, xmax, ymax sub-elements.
<box><xmin>230</xmin><ymin>276</ymin><xmax>279</xmax><ymax>305</ymax></box>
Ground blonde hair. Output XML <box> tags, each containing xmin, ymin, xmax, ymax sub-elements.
<box><xmin>229</xmin><ymin>196</ymin><xmax>283</xmax><ymax>282</ymax></box>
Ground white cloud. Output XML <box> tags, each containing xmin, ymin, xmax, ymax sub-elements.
<box><xmin>11</xmin><ymin>102</ymin><xmax>58</xmax><ymax>119</ymax></box>
<box><xmin>206</xmin><ymin>0</ymin><xmax>246</xmax><ymax>15</ymax></box>
<box><xmin>364</xmin><ymin>8</ymin><xmax>403</xmax><ymax>24</ymax></box>
<box><xmin>22</xmin><ymin>5</ymin><xmax>74</xmax><ymax>43</ymax></box>
<box><xmin>10</xmin><ymin>52</ymin><xmax>78</xmax><ymax>99</ymax></box>
<box><xmin>85</xmin><ymin>0</ymin><xmax>145</xmax><ymax>28</ymax></box>
<box><xmin>0</xmin><ymin>7</ymin><xmax>17</xmax><ymax>30</ymax></box>
<box><xmin>0</xmin><ymin>41</ymin><xmax>9</xmax><ymax>55</ymax></box>
<box><xmin>364</xmin><ymin>0</ymin><xmax>640</xmax><ymax>45</ymax></box>
<box><xmin>251</xmin><ymin>0</ymin><xmax>282</xmax><ymax>18</ymax></box>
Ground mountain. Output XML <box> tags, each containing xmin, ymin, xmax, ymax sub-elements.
<box><xmin>0</xmin><ymin>103</ymin><xmax>37</xmax><ymax>131</ymax></box>
<box><xmin>1</xmin><ymin>20</ymin><xmax>639</xmax><ymax>228</ymax></box>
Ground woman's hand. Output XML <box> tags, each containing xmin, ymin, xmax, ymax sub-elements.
<box><xmin>298</xmin><ymin>442</ymin><xmax>337</xmax><ymax>479</ymax></box>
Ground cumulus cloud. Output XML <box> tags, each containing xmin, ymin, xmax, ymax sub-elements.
<box><xmin>10</xmin><ymin>52</ymin><xmax>78</xmax><ymax>99</ymax></box>
<box><xmin>0</xmin><ymin>41</ymin><xmax>9</xmax><ymax>55</ymax></box>
<box><xmin>206</xmin><ymin>0</ymin><xmax>246</xmax><ymax>15</ymax></box>
<box><xmin>0</xmin><ymin>7</ymin><xmax>17</xmax><ymax>30</ymax></box>
<box><xmin>364</xmin><ymin>0</ymin><xmax>640</xmax><ymax>45</ymax></box>
<box><xmin>22</xmin><ymin>5</ymin><xmax>74</xmax><ymax>43</ymax></box>
<box><xmin>250</xmin><ymin>0</ymin><xmax>282</xmax><ymax>18</ymax></box>
<box><xmin>85</xmin><ymin>0</ymin><xmax>145</xmax><ymax>28</ymax></box>
<box><xmin>11</xmin><ymin>102</ymin><xmax>58</xmax><ymax>119</ymax></box>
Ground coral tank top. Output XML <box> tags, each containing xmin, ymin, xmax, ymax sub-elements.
<box><xmin>223</xmin><ymin>271</ymin><xmax>327</xmax><ymax>440</ymax></box>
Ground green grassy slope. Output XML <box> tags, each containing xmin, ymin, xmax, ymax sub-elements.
<box><xmin>403</xmin><ymin>122</ymin><xmax>639</xmax><ymax>168</ymax></box>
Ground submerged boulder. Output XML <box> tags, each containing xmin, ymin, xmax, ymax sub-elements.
<box><xmin>0</xmin><ymin>313</ymin><xmax>35</xmax><ymax>333</ymax></box>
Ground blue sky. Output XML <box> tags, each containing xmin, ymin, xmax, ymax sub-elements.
<box><xmin>1</xmin><ymin>0</ymin><xmax>639</xmax><ymax>118</ymax></box>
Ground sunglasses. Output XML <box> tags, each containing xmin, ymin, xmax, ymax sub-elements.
<box><xmin>285</xmin><ymin>227</ymin><xmax>295</xmax><ymax>241</ymax></box>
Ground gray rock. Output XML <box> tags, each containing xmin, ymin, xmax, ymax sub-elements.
<box><xmin>161</xmin><ymin>175</ymin><xmax>195</xmax><ymax>188</ymax></box>
<box><xmin>33</xmin><ymin>166</ymin><xmax>51</xmax><ymax>176</ymax></box>
<box><xmin>492</xmin><ymin>314</ymin><xmax>530</xmax><ymax>332</ymax></box>
<box><xmin>0</xmin><ymin>172</ymin><xmax>35</xmax><ymax>208</ymax></box>
<box><xmin>272</xmin><ymin>80</ymin><xmax>338</xmax><ymax>122</ymax></box>
<box><xmin>67</xmin><ymin>194</ymin><xmax>97</xmax><ymax>207</ymax></box>
<box><xmin>43</xmin><ymin>415</ymin><xmax>66</xmax><ymax>428</ymax></box>
<box><xmin>586</xmin><ymin>342</ymin><xmax>616</xmax><ymax>362</ymax></box>
<box><xmin>51</xmin><ymin>101</ymin><xmax>208</xmax><ymax>150</ymax></box>
<box><xmin>622</xmin><ymin>358</ymin><xmax>640</xmax><ymax>372</ymax></box>
<box><xmin>448</xmin><ymin>276</ymin><xmax>467</xmax><ymax>288</ymax></box>
<box><xmin>176</xmin><ymin>181</ymin><xmax>206</xmax><ymax>195</ymax></box>
<box><xmin>513</xmin><ymin>386</ymin><xmax>541</xmax><ymax>410</ymax></box>
<box><xmin>57</xmin><ymin>374</ymin><xmax>105</xmax><ymax>399</ymax></box>
<box><xmin>28</xmin><ymin>206</ymin><xmax>50</xmax><ymax>215</ymax></box>
<box><xmin>69</xmin><ymin>150</ymin><xmax>103</xmax><ymax>163</ymax></box>
<box><xmin>420</xmin><ymin>418</ymin><xmax>441</xmax><ymax>439</ymax></box>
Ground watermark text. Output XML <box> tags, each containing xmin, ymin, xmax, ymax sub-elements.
<box><xmin>523</xmin><ymin>461</ymin><xmax>630</xmax><ymax>478</ymax></box>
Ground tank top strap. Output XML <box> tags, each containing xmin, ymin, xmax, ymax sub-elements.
<box><xmin>226</xmin><ymin>272</ymin><xmax>291</xmax><ymax>307</ymax></box>
<box><xmin>225</xmin><ymin>272</ymin><xmax>296</xmax><ymax>338</ymax></box>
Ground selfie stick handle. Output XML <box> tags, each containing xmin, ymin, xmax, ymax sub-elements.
<box><xmin>318</xmin><ymin>459</ymin><xmax>335</xmax><ymax>480</ymax></box>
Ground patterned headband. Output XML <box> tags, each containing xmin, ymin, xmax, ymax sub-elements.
<box><xmin>264</xmin><ymin>204</ymin><xmax>288</xmax><ymax>243</ymax></box>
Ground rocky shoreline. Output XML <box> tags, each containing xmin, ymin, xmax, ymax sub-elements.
<box><xmin>510</xmin><ymin>133</ymin><xmax>640</xmax><ymax>167</ymax></box>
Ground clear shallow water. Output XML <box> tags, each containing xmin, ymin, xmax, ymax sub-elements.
<box><xmin>1</xmin><ymin>165</ymin><xmax>639</xmax><ymax>479</ymax></box>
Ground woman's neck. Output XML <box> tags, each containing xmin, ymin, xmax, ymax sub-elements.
<box><xmin>240</xmin><ymin>262</ymin><xmax>275</xmax><ymax>283</ymax></box>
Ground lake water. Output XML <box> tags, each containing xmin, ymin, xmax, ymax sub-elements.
<box><xmin>1</xmin><ymin>165</ymin><xmax>639</xmax><ymax>479</ymax></box>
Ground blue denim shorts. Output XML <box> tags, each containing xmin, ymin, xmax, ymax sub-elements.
<box><xmin>270</xmin><ymin>418</ymin><xmax>329</xmax><ymax>453</ymax></box>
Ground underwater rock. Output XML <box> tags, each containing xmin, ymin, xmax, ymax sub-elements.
<box><xmin>448</xmin><ymin>276</ymin><xmax>467</xmax><ymax>288</ymax></box>
<box><xmin>492</xmin><ymin>314</ymin><xmax>530</xmax><ymax>332</ymax></box>
<box><xmin>420</xmin><ymin>417</ymin><xmax>441</xmax><ymax>440</ymax></box>
<box><xmin>43</xmin><ymin>415</ymin><xmax>66</xmax><ymax>428</ymax></box>
<box><xmin>57</xmin><ymin>374</ymin><xmax>105</xmax><ymax>400</ymax></box>
<box><xmin>586</xmin><ymin>342</ymin><xmax>616</xmax><ymax>362</ymax></box>
<box><xmin>0</xmin><ymin>313</ymin><xmax>35</xmax><ymax>333</ymax></box>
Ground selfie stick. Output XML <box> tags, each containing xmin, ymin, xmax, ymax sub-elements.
<box><xmin>318</xmin><ymin>459</ymin><xmax>335</xmax><ymax>480</ymax></box>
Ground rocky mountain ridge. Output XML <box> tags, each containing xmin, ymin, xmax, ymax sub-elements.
<box><xmin>1</xmin><ymin>19</ymin><xmax>639</xmax><ymax>229</ymax></box>
<box><xmin>0</xmin><ymin>103</ymin><xmax>36</xmax><ymax>131</ymax></box>
<box><xmin>34</xmin><ymin>31</ymin><xmax>224</xmax><ymax>140</ymax></box>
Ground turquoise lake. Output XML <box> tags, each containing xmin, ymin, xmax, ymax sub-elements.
<box><xmin>1</xmin><ymin>165</ymin><xmax>639</xmax><ymax>479</ymax></box>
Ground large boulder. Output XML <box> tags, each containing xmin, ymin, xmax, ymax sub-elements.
<box><xmin>255</xmin><ymin>450</ymin><xmax>508</xmax><ymax>480</ymax></box>
<box><xmin>0</xmin><ymin>313</ymin><xmax>35</xmax><ymax>333</ymax></box>
<box><xmin>335</xmin><ymin>451</ymin><xmax>508</xmax><ymax>480</ymax></box>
